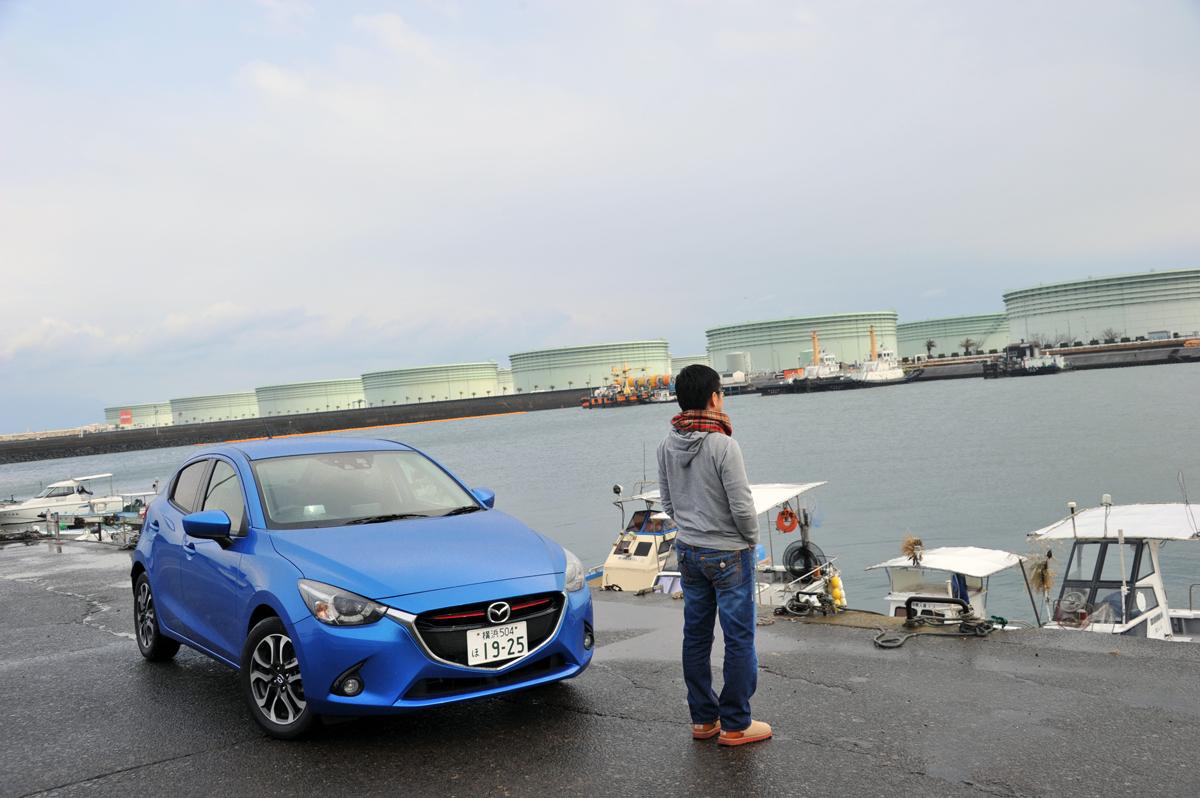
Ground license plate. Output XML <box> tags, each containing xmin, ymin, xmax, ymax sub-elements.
<box><xmin>466</xmin><ymin>621</ymin><xmax>528</xmax><ymax>666</ymax></box>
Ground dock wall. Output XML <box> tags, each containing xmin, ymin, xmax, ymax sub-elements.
<box><xmin>0</xmin><ymin>389</ymin><xmax>589</xmax><ymax>465</ymax></box>
<box><xmin>914</xmin><ymin>341</ymin><xmax>1200</xmax><ymax>382</ymax></box>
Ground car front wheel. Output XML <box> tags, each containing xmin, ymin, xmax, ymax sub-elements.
<box><xmin>240</xmin><ymin>617</ymin><xmax>317</xmax><ymax>739</ymax></box>
<box><xmin>134</xmin><ymin>573</ymin><xmax>180</xmax><ymax>661</ymax></box>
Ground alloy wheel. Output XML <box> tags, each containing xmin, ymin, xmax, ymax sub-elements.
<box><xmin>135</xmin><ymin>581</ymin><xmax>156</xmax><ymax>649</ymax></box>
<box><xmin>248</xmin><ymin>633</ymin><xmax>306</xmax><ymax>725</ymax></box>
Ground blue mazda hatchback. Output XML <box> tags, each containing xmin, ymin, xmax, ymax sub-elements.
<box><xmin>131</xmin><ymin>437</ymin><xmax>593</xmax><ymax>738</ymax></box>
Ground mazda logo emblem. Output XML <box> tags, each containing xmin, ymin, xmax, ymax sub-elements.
<box><xmin>487</xmin><ymin>602</ymin><xmax>511</xmax><ymax>624</ymax></box>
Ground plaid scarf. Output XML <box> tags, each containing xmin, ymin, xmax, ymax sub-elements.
<box><xmin>671</xmin><ymin>409</ymin><xmax>733</xmax><ymax>436</ymax></box>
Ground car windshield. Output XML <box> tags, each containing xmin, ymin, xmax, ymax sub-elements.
<box><xmin>251</xmin><ymin>451</ymin><xmax>478</xmax><ymax>529</ymax></box>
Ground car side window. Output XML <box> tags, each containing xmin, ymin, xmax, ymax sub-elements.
<box><xmin>203</xmin><ymin>460</ymin><xmax>247</xmax><ymax>534</ymax></box>
<box><xmin>171</xmin><ymin>461</ymin><xmax>210</xmax><ymax>513</ymax></box>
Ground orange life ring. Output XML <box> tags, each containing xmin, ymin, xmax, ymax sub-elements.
<box><xmin>776</xmin><ymin>507</ymin><xmax>799</xmax><ymax>533</ymax></box>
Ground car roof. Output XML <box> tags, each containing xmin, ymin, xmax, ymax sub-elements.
<box><xmin>195</xmin><ymin>436</ymin><xmax>416</xmax><ymax>463</ymax></box>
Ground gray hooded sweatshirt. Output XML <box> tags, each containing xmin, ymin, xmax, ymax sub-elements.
<box><xmin>657</xmin><ymin>430</ymin><xmax>758</xmax><ymax>550</ymax></box>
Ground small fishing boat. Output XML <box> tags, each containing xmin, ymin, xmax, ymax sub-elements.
<box><xmin>645</xmin><ymin>482</ymin><xmax>846</xmax><ymax>613</ymax></box>
<box><xmin>1027</xmin><ymin>498</ymin><xmax>1200</xmax><ymax>642</ymax></box>
<box><xmin>866</xmin><ymin>544</ymin><xmax>1039</xmax><ymax>621</ymax></box>
<box><xmin>0</xmin><ymin>474</ymin><xmax>125</xmax><ymax>526</ymax></box>
<box><xmin>596</xmin><ymin>482</ymin><xmax>679</xmax><ymax>593</ymax></box>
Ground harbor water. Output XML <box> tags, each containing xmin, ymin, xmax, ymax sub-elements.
<box><xmin>3</xmin><ymin>365</ymin><xmax>1199</xmax><ymax>621</ymax></box>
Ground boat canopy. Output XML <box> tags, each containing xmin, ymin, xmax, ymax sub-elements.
<box><xmin>632</xmin><ymin>482</ymin><xmax>827</xmax><ymax>516</ymax></box>
<box><xmin>46</xmin><ymin>473</ymin><xmax>113</xmax><ymax>488</ymax></box>
<box><xmin>867</xmin><ymin>546</ymin><xmax>1026</xmax><ymax>578</ymax></box>
<box><xmin>1028</xmin><ymin>504</ymin><xmax>1200</xmax><ymax>542</ymax></box>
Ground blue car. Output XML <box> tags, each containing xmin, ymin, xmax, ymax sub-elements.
<box><xmin>131</xmin><ymin>437</ymin><xmax>593</xmax><ymax>738</ymax></box>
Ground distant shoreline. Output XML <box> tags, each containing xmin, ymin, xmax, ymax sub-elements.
<box><xmin>0</xmin><ymin>389</ymin><xmax>588</xmax><ymax>466</ymax></box>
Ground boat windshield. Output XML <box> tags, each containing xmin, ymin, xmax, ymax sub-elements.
<box><xmin>252</xmin><ymin>451</ymin><xmax>478</xmax><ymax>530</ymax></box>
<box><xmin>35</xmin><ymin>485</ymin><xmax>77</xmax><ymax>499</ymax></box>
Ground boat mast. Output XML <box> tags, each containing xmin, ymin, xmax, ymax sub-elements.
<box><xmin>869</xmin><ymin>325</ymin><xmax>878</xmax><ymax>362</ymax></box>
<box><xmin>811</xmin><ymin>331</ymin><xmax>820</xmax><ymax>366</ymax></box>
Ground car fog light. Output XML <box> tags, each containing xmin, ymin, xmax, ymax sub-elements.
<box><xmin>342</xmin><ymin>677</ymin><xmax>363</xmax><ymax>696</ymax></box>
<box><xmin>583</xmin><ymin>625</ymin><xmax>594</xmax><ymax>650</ymax></box>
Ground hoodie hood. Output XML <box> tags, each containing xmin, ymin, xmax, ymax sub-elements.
<box><xmin>663</xmin><ymin>429</ymin><xmax>710</xmax><ymax>468</ymax></box>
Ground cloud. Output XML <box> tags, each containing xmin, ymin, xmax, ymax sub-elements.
<box><xmin>0</xmin><ymin>318</ymin><xmax>112</xmax><ymax>360</ymax></box>
<box><xmin>254</xmin><ymin>0</ymin><xmax>315</xmax><ymax>29</ymax></box>
<box><xmin>1</xmin><ymin>1</ymin><xmax>1199</xmax><ymax>429</ymax></box>
<box><xmin>351</xmin><ymin>12</ymin><xmax>444</xmax><ymax>66</ymax></box>
<box><xmin>240</xmin><ymin>61</ymin><xmax>308</xmax><ymax>98</ymax></box>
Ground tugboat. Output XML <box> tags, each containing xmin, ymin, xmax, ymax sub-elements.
<box><xmin>982</xmin><ymin>342</ymin><xmax>1068</xmax><ymax>378</ymax></box>
<box><xmin>1027</xmin><ymin>497</ymin><xmax>1200</xmax><ymax>642</ymax></box>
<box><xmin>790</xmin><ymin>328</ymin><xmax>920</xmax><ymax>392</ymax></box>
<box><xmin>844</xmin><ymin>327</ymin><xmax>917</xmax><ymax>387</ymax></box>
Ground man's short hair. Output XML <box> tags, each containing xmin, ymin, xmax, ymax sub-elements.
<box><xmin>675</xmin><ymin>364</ymin><xmax>722</xmax><ymax>411</ymax></box>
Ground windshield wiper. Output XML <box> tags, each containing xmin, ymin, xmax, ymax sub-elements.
<box><xmin>441</xmin><ymin>505</ymin><xmax>483</xmax><ymax>516</ymax></box>
<box><xmin>346</xmin><ymin>513</ymin><xmax>430</xmax><ymax>525</ymax></box>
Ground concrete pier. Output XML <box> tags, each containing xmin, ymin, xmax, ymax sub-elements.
<box><xmin>2</xmin><ymin>541</ymin><xmax>1197</xmax><ymax>797</ymax></box>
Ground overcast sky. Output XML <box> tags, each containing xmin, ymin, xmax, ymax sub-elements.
<box><xmin>2</xmin><ymin>0</ymin><xmax>1199</xmax><ymax>430</ymax></box>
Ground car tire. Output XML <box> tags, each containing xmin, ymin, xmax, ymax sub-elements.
<box><xmin>240</xmin><ymin>617</ymin><xmax>317</xmax><ymax>740</ymax></box>
<box><xmin>134</xmin><ymin>572</ymin><xmax>181</xmax><ymax>661</ymax></box>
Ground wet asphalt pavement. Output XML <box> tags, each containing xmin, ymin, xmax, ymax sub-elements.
<box><xmin>2</xmin><ymin>540</ymin><xmax>1198</xmax><ymax>798</ymax></box>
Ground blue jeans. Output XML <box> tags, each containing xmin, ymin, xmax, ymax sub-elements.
<box><xmin>676</xmin><ymin>541</ymin><xmax>757</xmax><ymax>732</ymax></box>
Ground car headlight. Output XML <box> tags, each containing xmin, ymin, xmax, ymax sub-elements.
<box><xmin>564</xmin><ymin>548</ymin><xmax>585</xmax><ymax>592</ymax></box>
<box><xmin>298</xmin><ymin>579</ymin><xmax>387</xmax><ymax>626</ymax></box>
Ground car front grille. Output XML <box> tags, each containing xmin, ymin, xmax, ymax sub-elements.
<box><xmin>413</xmin><ymin>592</ymin><xmax>564</xmax><ymax>668</ymax></box>
<box><xmin>403</xmin><ymin>654</ymin><xmax>568</xmax><ymax>700</ymax></box>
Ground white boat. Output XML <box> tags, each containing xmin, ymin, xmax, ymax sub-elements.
<box><xmin>645</xmin><ymin>482</ymin><xmax>847</xmax><ymax>613</ymax></box>
<box><xmin>0</xmin><ymin>474</ymin><xmax>125</xmax><ymax>525</ymax></box>
<box><xmin>596</xmin><ymin>482</ymin><xmax>679</xmax><ymax>593</ymax></box>
<box><xmin>867</xmin><ymin>545</ymin><xmax>1036</xmax><ymax>621</ymax></box>
<box><xmin>1028</xmin><ymin>499</ymin><xmax>1200</xmax><ymax>642</ymax></box>
<box><xmin>845</xmin><ymin>326</ymin><xmax>908</xmax><ymax>385</ymax></box>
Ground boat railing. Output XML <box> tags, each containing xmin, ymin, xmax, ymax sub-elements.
<box><xmin>757</xmin><ymin>557</ymin><xmax>838</xmax><ymax>592</ymax></box>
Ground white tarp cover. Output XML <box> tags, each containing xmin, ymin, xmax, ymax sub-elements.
<box><xmin>1028</xmin><ymin>503</ymin><xmax>1200</xmax><ymax>541</ymax></box>
<box><xmin>632</xmin><ymin>482</ymin><xmax>826</xmax><ymax>516</ymax></box>
<box><xmin>866</xmin><ymin>546</ymin><xmax>1026</xmax><ymax>578</ymax></box>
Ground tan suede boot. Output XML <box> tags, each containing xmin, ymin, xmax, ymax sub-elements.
<box><xmin>718</xmin><ymin>719</ymin><xmax>772</xmax><ymax>746</ymax></box>
<box><xmin>692</xmin><ymin>720</ymin><xmax>721</xmax><ymax>740</ymax></box>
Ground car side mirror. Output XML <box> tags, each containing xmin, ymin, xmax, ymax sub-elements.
<box><xmin>183</xmin><ymin>510</ymin><xmax>232</xmax><ymax>540</ymax></box>
<box><xmin>472</xmin><ymin>487</ymin><xmax>496</xmax><ymax>509</ymax></box>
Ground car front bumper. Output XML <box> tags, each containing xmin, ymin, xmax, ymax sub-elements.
<box><xmin>290</xmin><ymin>579</ymin><xmax>593</xmax><ymax>714</ymax></box>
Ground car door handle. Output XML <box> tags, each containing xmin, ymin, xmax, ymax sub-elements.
<box><xmin>184</xmin><ymin>541</ymin><xmax>197</xmax><ymax>556</ymax></box>
<box><xmin>147</xmin><ymin>520</ymin><xmax>160</xmax><ymax>533</ymax></box>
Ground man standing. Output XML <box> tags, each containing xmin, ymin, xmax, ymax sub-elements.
<box><xmin>657</xmin><ymin>365</ymin><xmax>771</xmax><ymax>746</ymax></box>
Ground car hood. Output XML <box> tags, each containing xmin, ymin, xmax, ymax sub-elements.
<box><xmin>267</xmin><ymin>510</ymin><xmax>565</xmax><ymax>600</ymax></box>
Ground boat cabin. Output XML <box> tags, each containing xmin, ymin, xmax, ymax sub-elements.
<box><xmin>867</xmin><ymin>546</ymin><xmax>1028</xmax><ymax>620</ymax></box>
<box><xmin>1029</xmin><ymin>502</ymin><xmax>1200</xmax><ymax>642</ymax></box>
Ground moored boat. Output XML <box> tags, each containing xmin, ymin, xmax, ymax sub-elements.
<box><xmin>1027</xmin><ymin>498</ymin><xmax>1200</xmax><ymax>642</ymax></box>
<box><xmin>0</xmin><ymin>474</ymin><xmax>125</xmax><ymax>525</ymax></box>
<box><xmin>596</xmin><ymin>482</ymin><xmax>679</xmax><ymax>592</ymax></box>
